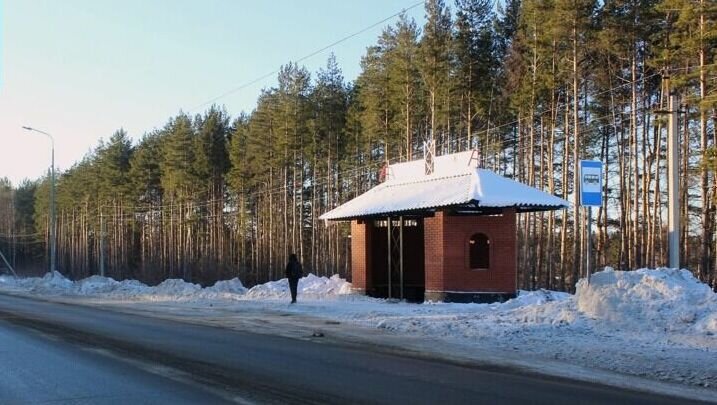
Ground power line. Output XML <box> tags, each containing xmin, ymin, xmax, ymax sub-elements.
<box><xmin>188</xmin><ymin>1</ymin><xmax>424</xmax><ymax>112</ymax></box>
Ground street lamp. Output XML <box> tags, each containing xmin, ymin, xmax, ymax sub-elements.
<box><xmin>22</xmin><ymin>126</ymin><xmax>56</xmax><ymax>274</ymax></box>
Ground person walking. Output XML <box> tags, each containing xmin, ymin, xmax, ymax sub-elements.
<box><xmin>285</xmin><ymin>253</ymin><xmax>303</xmax><ymax>304</ymax></box>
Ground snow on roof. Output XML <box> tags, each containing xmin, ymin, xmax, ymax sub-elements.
<box><xmin>320</xmin><ymin>151</ymin><xmax>569</xmax><ymax>221</ymax></box>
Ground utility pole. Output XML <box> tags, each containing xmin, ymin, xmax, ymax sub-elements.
<box><xmin>22</xmin><ymin>126</ymin><xmax>56</xmax><ymax>274</ymax></box>
<box><xmin>50</xmin><ymin>153</ymin><xmax>56</xmax><ymax>274</ymax></box>
<box><xmin>100</xmin><ymin>210</ymin><xmax>105</xmax><ymax>277</ymax></box>
<box><xmin>667</xmin><ymin>94</ymin><xmax>680</xmax><ymax>269</ymax></box>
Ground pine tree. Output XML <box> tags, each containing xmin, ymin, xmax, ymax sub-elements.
<box><xmin>96</xmin><ymin>129</ymin><xmax>133</xmax><ymax>202</ymax></box>
<box><xmin>454</xmin><ymin>0</ymin><xmax>499</xmax><ymax>151</ymax></box>
<box><xmin>419</xmin><ymin>0</ymin><xmax>454</xmax><ymax>145</ymax></box>
<box><xmin>161</xmin><ymin>113</ymin><xmax>199</xmax><ymax>200</ymax></box>
<box><xmin>385</xmin><ymin>14</ymin><xmax>423</xmax><ymax>160</ymax></box>
<box><xmin>129</xmin><ymin>132</ymin><xmax>163</xmax><ymax>206</ymax></box>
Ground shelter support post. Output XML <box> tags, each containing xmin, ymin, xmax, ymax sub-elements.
<box><xmin>387</xmin><ymin>216</ymin><xmax>392</xmax><ymax>299</ymax></box>
<box><xmin>387</xmin><ymin>216</ymin><xmax>404</xmax><ymax>300</ymax></box>
<box><xmin>399</xmin><ymin>215</ymin><xmax>404</xmax><ymax>300</ymax></box>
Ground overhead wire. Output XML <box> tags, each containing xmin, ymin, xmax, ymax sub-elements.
<box><xmin>188</xmin><ymin>1</ymin><xmax>424</xmax><ymax>113</ymax></box>
<box><xmin>459</xmin><ymin>62</ymin><xmax>717</xmax><ymax>159</ymax></box>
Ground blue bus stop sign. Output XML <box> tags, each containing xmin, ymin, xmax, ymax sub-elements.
<box><xmin>580</xmin><ymin>160</ymin><xmax>603</xmax><ymax>207</ymax></box>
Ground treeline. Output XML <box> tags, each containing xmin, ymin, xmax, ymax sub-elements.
<box><xmin>0</xmin><ymin>0</ymin><xmax>715</xmax><ymax>290</ymax></box>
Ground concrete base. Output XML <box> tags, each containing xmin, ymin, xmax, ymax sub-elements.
<box><xmin>424</xmin><ymin>290</ymin><xmax>516</xmax><ymax>304</ymax></box>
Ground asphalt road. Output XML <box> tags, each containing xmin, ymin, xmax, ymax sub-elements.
<box><xmin>0</xmin><ymin>318</ymin><xmax>230</xmax><ymax>404</ymax></box>
<box><xmin>0</xmin><ymin>293</ymin><xmax>706</xmax><ymax>404</ymax></box>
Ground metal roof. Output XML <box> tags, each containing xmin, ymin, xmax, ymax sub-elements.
<box><xmin>320</xmin><ymin>152</ymin><xmax>570</xmax><ymax>221</ymax></box>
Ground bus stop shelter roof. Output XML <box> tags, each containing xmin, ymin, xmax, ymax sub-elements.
<box><xmin>320</xmin><ymin>151</ymin><xmax>570</xmax><ymax>221</ymax></box>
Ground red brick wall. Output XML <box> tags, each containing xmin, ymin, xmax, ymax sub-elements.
<box><xmin>351</xmin><ymin>220</ymin><xmax>371</xmax><ymax>292</ymax></box>
<box><xmin>424</xmin><ymin>209</ymin><xmax>516</xmax><ymax>294</ymax></box>
<box><xmin>351</xmin><ymin>210</ymin><xmax>517</xmax><ymax>299</ymax></box>
<box><xmin>424</xmin><ymin>214</ymin><xmax>445</xmax><ymax>292</ymax></box>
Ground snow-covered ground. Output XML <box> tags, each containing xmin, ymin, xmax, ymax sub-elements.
<box><xmin>0</xmin><ymin>268</ymin><xmax>715</xmax><ymax>398</ymax></box>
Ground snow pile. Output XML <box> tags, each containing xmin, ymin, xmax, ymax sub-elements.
<box><xmin>26</xmin><ymin>271</ymin><xmax>74</xmax><ymax>294</ymax></box>
<box><xmin>363</xmin><ymin>289</ymin><xmax>582</xmax><ymax>340</ymax></box>
<box><xmin>107</xmin><ymin>279</ymin><xmax>153</xmax><ymax>296</ymax></box>
<box><xmin>0</xmin><ymin>271</ymin><xmax>352</xmax><ymax>302</ymax></box>
<box><xmin>503</xmin><ymin>289</ymin><xmax>571</xmax><ymax>309</ymax></box>
<box><xmin>152</xmin><ymin>279</ymin><xmax>202</xmax><ymax>296</ymax></box>
<box><xmin>0</xmin><ymin>267</ymin><xmax>713</xmax><ymax>338</ymax></box>
<box><xmin>302</xmin><ymin>274</ymin><xmax>354</xmax><ymax>296</ymax></box>
<box><xmin>576</xmin><ymin>267</ymin><xmax>717</xmax><ymax>334</ymax></box>
<box><xmin>498</xmin><ymin>290</ymin><xmax>581</xmax><ymax>327</ymax></box>
<box><xmin>75</xmin><ymin>276</ymin><xmax>123</xmax><ymax>295</ymax></box>
<box><xmin>205</xmin><ymin>278</ymin><xmax>247</xmax><ymax>294</ymax></box>
<box><xmin>245</xmin><ymin>274</ymin><xmax>353</xmax><ymax>300</ymax></box>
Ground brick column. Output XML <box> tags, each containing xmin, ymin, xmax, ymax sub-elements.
<box><xmin>424</xmin><ymin>212</ymin><xmax>446</xmax><ymax>301</ymax></box>
<box><xmin>350</xmin><ymin>220</ymin><xmax>371</xmax><ymax>293</ymax></box>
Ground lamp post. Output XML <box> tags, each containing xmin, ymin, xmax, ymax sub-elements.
<box><xmin>22</xmin><ymin>126</ymin><xmax>56</xmax><ymax>274</ymax></box>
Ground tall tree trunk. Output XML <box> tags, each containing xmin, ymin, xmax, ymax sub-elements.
<box><xmin>699</xmin><ymin>1</ymin><xmax>711</xmax><ymax>281</ymax></box>
<box><xmin>571</xmin><ymin>21</ymin><xmax>581</xmax><ymax>288</ymax></box>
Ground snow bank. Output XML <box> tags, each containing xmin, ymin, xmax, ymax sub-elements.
<box><xmin>205</xmin><ymin>278</ymin><xmax>247</xmax><ymax>294</ymax></box>
<box><xmin>0</xmin><ymin>271</ymin><xmax>352</xmax><ymax>302</ymax></box>
<box><xmin>1</xmin><ymin>267</ymin><xmax>714</xmax><ymax>390</ymax></box>
<box><xmin>75</xmin><ymin>276</ymin><xmax>122</xmax><ymax>295</ymax></box>
<box><xmin>506</xmin><ymin>289</ymin><xmax>571</xmax><ymax>309</ymax></box>
<box><xmin>0</xmin><ymin>267</ymin><xmax>713</xmax><ymax>336</ymax></box>
<box><xmin>153</xmin><ymin>279</ymin><xmax>202</xmax><ymax>296</ymax></box>
<box><xmin>27</xmin><ymin>271</ymin><xmax>74</xmax><ymax>294</ymax></box>
<box><xmin>576</xmin><ymin>267</ymin><xmax>717</xmax><ymax>333</ymax></box>
<box><xmin>245</xmin><ymin>274</ymin><xmax>353</xmax><ymax>300</ymax></box>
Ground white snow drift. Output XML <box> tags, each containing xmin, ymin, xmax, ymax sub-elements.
<box><xmin>577</xmin><ymin>267</ymin><xmax>717</xmax><ymax>334</ymax></box>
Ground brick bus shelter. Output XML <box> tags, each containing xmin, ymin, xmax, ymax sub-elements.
<box><xmin>320</xmin><ymin>151</ymin><xmax>569</xmax><ymax>303</ymax></box>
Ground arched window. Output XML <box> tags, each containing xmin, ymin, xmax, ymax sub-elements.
<box><xmin>469</xmin><ymin>233</ymin><xmax>490</xmax><ymax>269</ymax></box>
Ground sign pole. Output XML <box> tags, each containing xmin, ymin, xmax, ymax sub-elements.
<box><xmin>586</xmin><ymin>207</ymin><xmax>592</xmax><ymax>284</ymax></box>
<box><xmin>579</xmin><ymin>160</ymin><xmax>603</xmax><ymax>285</ymax></box>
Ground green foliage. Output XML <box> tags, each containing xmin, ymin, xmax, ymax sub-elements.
<box><xmin>129</xmin><ymin>132</ymin><xmax>163</xmax><ymax>205</ymax></box>
<box><xmin>227</xmin><ymin>114</ymin><xmax>249</xmax><ymax>195</ymax></box>
<box><xmin>702</xmin><ymin>147</ymin><xmax>717</xmax><ymax>173</ymax></box>
<box><xmin>161</xmin><ymin>113</ymin><xmax>199</xmax><ymax>201</ymax></box>
<box><xmin>194</xmin><ymin>105</ymin><xmax>231</xmax><ymax>195</ymax></box>
<box><xmin>13</xmin><ymin>180</ymin><xmax>37</xmax><ymax>235</ymax></box>
<box><xmin>96</xmin><ymin>129</ymin><xmax>133</xmax><ymax>202</ymax></box>
<box><xmin>419</xmin><ymin>0</ymin><xmax>454</xmax><ymax>138</ymax></box>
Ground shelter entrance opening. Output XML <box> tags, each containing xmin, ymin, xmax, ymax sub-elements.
<box><xmin>371</xmin><ymin>217</ymin><xmax>424</xmax><ymax>302</ymax></box>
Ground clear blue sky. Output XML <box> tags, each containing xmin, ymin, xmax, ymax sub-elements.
<box><xmin>0</xmin><ymin>0</ymin><xmax>425</xmax><ymax>185</ymax></box>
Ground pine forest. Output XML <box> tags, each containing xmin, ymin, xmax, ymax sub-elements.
<box><xmin>1</xmin><ymin>0</ymin><xmax>716</xmax><ymax>291</ymax></box>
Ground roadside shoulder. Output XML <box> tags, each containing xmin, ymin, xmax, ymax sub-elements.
<box><xmin>1</xmin><ymin>290</ymin><xmax>714</xmax><ymax>404</ymax></box>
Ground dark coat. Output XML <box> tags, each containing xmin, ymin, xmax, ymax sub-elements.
<box><xmin>285</xmin><ymin>259</ymin><xmax>303</xmax><ymax>280</ymax></box>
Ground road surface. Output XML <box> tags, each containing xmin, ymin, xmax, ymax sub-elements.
<box><xmin>0</xmin><ymin>318</ymin><xmax>230</xmax><ymax>404</ymax></box>
<box><xmin>0</xmin><ymin>293</ymin><xmax>706</xmax><ymax>404</ymax></box>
